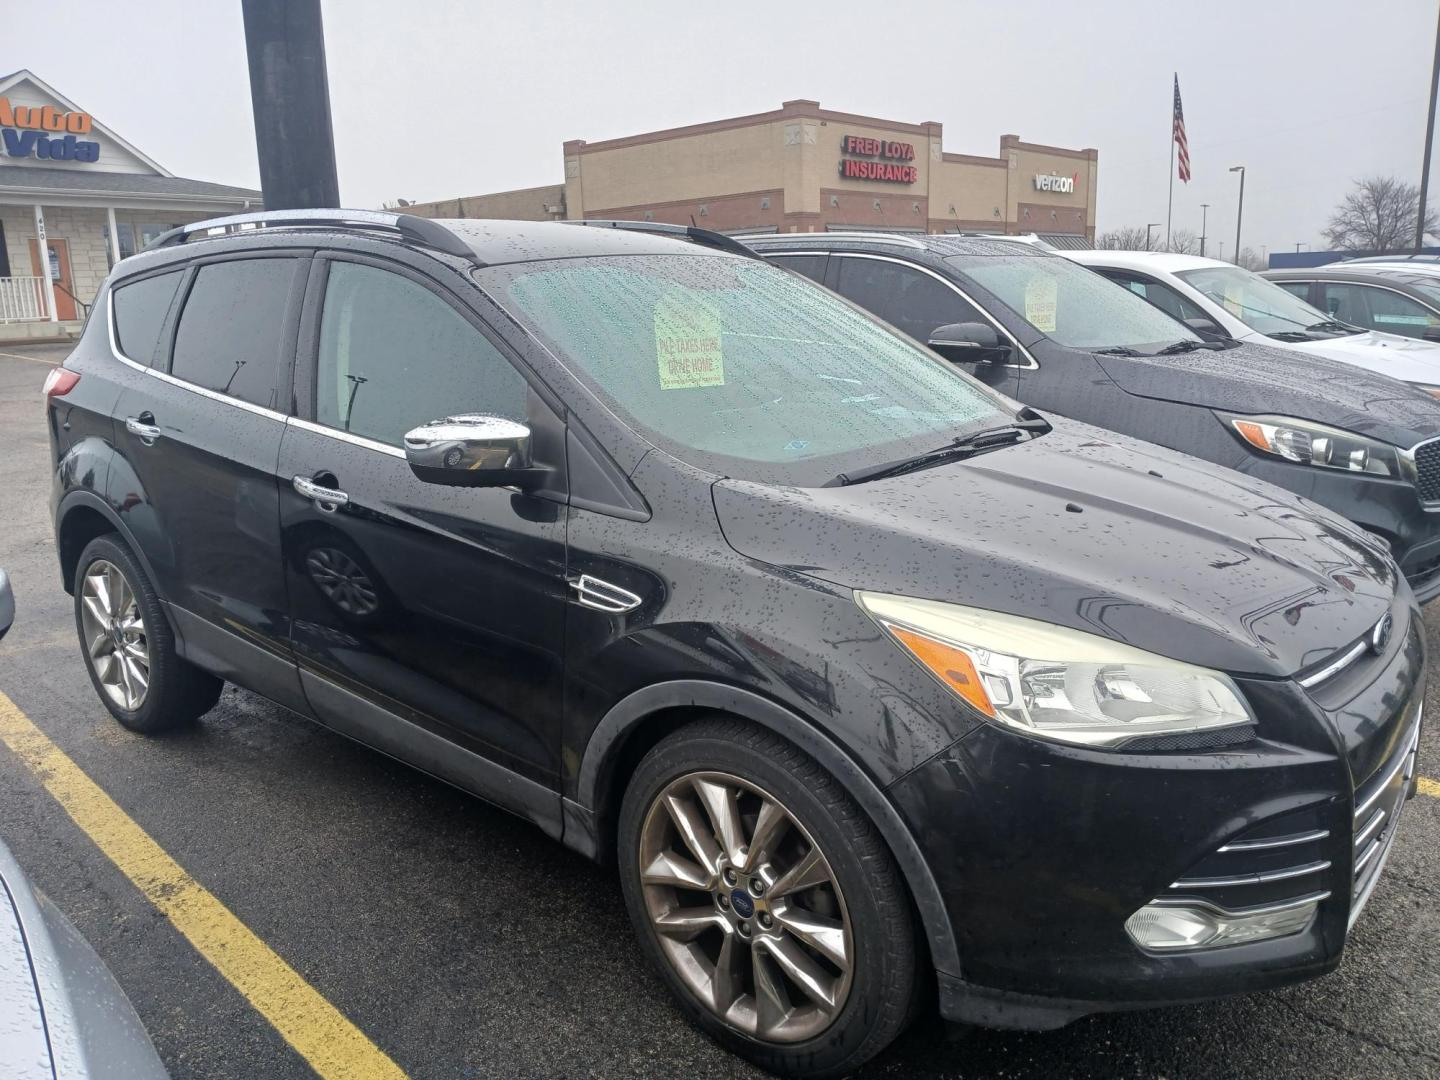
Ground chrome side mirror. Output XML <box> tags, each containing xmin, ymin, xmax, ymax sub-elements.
<box><xmin>403</xmin><ymin>415</ymin><xmax>541</xmax><ymax>488</ymax></box>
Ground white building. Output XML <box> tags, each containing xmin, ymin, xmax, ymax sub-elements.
<box><xmin>0</xmin><ymin>69</ymin><xmax>261</xmax><ymax>342</ymax></box>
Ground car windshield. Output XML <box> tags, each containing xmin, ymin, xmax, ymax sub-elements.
<box><xmin>1405</xmin><ymin>278</ymin><xmax>1440</xmax><ymax>307</ymax></box>
<box><xmin>947</xmin><ymin>253</ymin><xmax>1199</xmax><ymax>352</ymax></box>
<box><xmin>482</xmin><ymin>254</ymin><xmax>1013</xmax><ymax>486</ymax></box>
<box><xmin>1176</xmin><ymin>265</ymin><xmax>1347</xmax><ymax>338</ymax></box>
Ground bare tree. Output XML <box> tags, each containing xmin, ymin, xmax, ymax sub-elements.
<box><xmin>1235</xmin><ymin>246</ymin><xmax>1267</xmax><ymax>272</ymax></box>
<box><xmin>1095</xmin><ymin>225</ymin><xmax>1156</xmax><ymax>250</ymax></box>
<box><xmin>1322</xmin><ymin>176</ymin><xmax>1439</xmax><ymax>253</ymax></box>
<box><xmin>1164</xmin><ymin>229</ymin><xmax>1200</xmax><ymax>255</ymax></box>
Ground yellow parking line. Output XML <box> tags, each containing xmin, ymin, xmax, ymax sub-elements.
<box><xmin>1420</xmin><ymin>776</ymin><xmax>1440</xmax><ymax>799</ymax></box>
<box><xmin>0</xmin><ymin>692</ymin><xmax>408</xmax><ymax>1080</ymax></box>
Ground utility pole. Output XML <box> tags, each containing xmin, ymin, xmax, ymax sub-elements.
<box><xmin>1230</xmin><ymin>166</ymin><xmax>1246</xmax><ymax>264</ymax></box>
<box><xmin>1219</xmin><ymin>240</ymin><xmax>1225</xmax><ymax>262</ymax></box>
<box><xmin>1146</xmin><ymin>222</ymin><xmax>1162</xmax><ymax>251</ymax></box>
<box><xmin>241</xmin><ymin>0</ymin><xmax>340</xmax><ymax>210</ymax></box>
<box><xmin>1417</xmin><ymin>3</ymin><xmax>1440</xmax><ymax>252</ymax></box>
<box><xmin>1199</xmin><ymin>203</ymin><xmax>1210</xmax><ymax>257</ymax></box>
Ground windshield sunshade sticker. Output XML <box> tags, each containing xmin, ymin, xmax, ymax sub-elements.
<box><xmin>1024</xmin><ymin>276</ymin><xmax>1058</xmax><ymax>333</ymax></box>
<box><xmin>655</xmin><ymin>295</ymin><xmax>725</xmax><ymax>390</ymax></box>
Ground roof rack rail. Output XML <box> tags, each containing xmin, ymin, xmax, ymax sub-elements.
<box><xmin>565</xmin><ymin>219</ymin><xmax>761</xmax><ymax>260</ymax></box>
<box><xmin>144</xmin><ymin>209</ymin><xmax>476</xmax><ymax>260</ymax></box>
<box><xmin>766</xmin><ymin>230</ymin><xmax>929</xmax><ymax>249</ymax></box>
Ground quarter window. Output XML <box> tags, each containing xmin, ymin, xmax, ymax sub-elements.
<box><xmin>111</xmin><ymin>270</ymin><xmax>182</xmax><ymax>365</ymax></box>
<box><xmin>171</xmin><ymin>259</ymin><xmax>299</xmax><ymax>408</ymax></box>
<box><xmin>833</xmin><ymin>257</ymin><xmax>985</xmax><ymax>343</ymax></box>
<box><xmin>315</xmin><ymin>262</ymin><xmax>528</xmax><ymax>446</ymax></box>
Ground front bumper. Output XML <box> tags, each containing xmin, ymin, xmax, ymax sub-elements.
<box><xmin>888</xmin><ymin>607</ymin><xmax>1425</xmax><ymax>1029</ymax></box>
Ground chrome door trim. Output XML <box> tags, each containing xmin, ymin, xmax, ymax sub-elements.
<box><xmin>287</xmin><ymin>416</ymin><xmax>407</xmax><ymax>459</ymax></box>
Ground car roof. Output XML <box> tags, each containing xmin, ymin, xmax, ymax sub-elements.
<box><xmin>1261</xmin><ymin>266</ymin><xmax>1435</xmax><ymax>286</ymax></box>
<box><xmin>1065</xmin><ymin>250</ymin><xmax>1231</xmax><ymax>274</ymax></box>
<box><xmin>742</xmin><ymin>232</ymin><xmax>1054</xmax><ymax>258</ymax></box>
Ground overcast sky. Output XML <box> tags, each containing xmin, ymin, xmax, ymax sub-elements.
<box><xmin>8</xmin><ymin>0</ymin><xmax>1438</xmax><ymax>255</ymax></box>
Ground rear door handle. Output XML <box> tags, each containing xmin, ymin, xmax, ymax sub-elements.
<box><xmin>293</xmin><ymin>474</ymin><xmax>349</xmax><ymax>512</ymax></box>
<box><xmin>124</xmin><ymin>415</ymin><xmax>161</xmax><ymax>444</ymax></box>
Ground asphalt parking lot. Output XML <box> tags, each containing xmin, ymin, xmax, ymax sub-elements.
<box><xmin>1</xmin><ymin>342</ymin><xmax>1438</xmax><ymax>1080</ymax></box>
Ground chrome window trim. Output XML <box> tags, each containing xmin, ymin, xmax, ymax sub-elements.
<box><xmin>106</xmin><ymin>284</ymin><xmax>286</xmax><ymax>423</ymax></box>
<box><xmin>287</xmin><ymin>417</ymin><xmax>407</xmax><ymax>459</ymax></box>
<box><xmin>819</xmin><ymin>251</ymin><xmax>1039</xmax><ymax>370</ymax></box>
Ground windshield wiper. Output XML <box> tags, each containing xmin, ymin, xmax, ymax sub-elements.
<box><xmin>1306</xmin><ymin>319</ymin><xmax>1359</xmax><ymax>335</ymax></box>
<box><xmin>1092</xmin><ymin>345</ymin><xmax>1142</xmax><ymax>356</ymax></box>
<box><xmin>1154</xmin><ymin>339</ymin><xmax>1225</xmax><ymax>355</ymax></box>
<box><xmin>827</xmin><ymin>417</ymin><xmax>1051</xmax><ymax>487</ymax></box>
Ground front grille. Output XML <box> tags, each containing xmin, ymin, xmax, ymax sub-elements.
<box><xmin>1162</xmin><ymin>804</ymin><xmax>1333</xmax><ymax>915</ymax></box>
<box><xmin>1412</xmin><ymin>437</ymin><xmax>1440</xmax><ymax>503</ymax></box>
<box><xmin>1349</xmin><ymin>703</ymin><xmax>1422</xmax><ymax>926</ymax></box>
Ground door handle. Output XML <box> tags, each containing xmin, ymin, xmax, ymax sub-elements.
<box><xmin>124</xmin><ymin>415</ymin><xmax>161</xmax><ymax>444</ymax></box>
<box><xmin>293</xmin><ymin>474</ymin><xmax>349</xmax><ymax>513</ymax></box>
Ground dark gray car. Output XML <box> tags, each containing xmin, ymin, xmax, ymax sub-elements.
<box><xmin>745</xmin><ymin>233</ymin><xmax>1440</xmax><ymax>600</ymax></box>
<box><xmin>1263</xmin><ymin>266</ymin><xmax>1440</xmax><ymax>342</ymax></box>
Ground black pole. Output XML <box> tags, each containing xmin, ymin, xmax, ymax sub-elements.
<box><xmin>1200</xmin><ymin>203</ymin><xmax>1209</xmax><ymax>257</ymax></box>
<box><xmin>1232</xmin><ymin>168</ymin><xmax>1245</xmax><ymax>264</ymax></box>
<box><xmin>1417</xmin><ymin>4</ymin><xmax>1440</xmax><ymax>251</ymax></box>
<box><xmin>241</xmin><ymin>0</ymin><xmax>340</xmax><ymax>210</ymax></box>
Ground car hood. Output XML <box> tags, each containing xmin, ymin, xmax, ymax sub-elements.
<box><xmin>1093</xmin><ymin>340</ymin><xmax>1440</xmax><ymax>448</ymax></box>
<box><xmin>1280</xmin><ymin>330</ymin><xmax>1440</xmax><ymax>384</ymax></box>
<box><xmin>713</xmin><ymin>420</ymin><xmax>1397</xmax><ymax>677</ymax></box>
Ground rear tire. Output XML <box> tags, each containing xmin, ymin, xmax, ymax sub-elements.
<box><xmin>73</xmin><ymin>534</ymin><xmax>222</xmax><ymax>733</ymax></box>
<box><xmin>618</xmin><ymin>716</ymin><xmax>920</xmax><ymax>1077</ymax></box>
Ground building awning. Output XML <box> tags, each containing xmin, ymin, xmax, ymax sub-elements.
<box><xmin>1035</xmin><ymin>232</ymin><xmax>1091</xmax><ymax>250</ymax></box>
<box><xmin>0</xmin><ymin>165</ymin><xmax>260</xmax><ymax>210</ymax></box>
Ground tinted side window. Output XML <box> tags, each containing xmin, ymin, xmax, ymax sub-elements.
<box><xmin>1104</xmin><ymin>271</ymin><xmax>1208</xmax><ymax>323</ymax></box>
<box><xmin>1318</xmin><ymin>284</ymin><xmax>1375</xmax><ymax>331</ymax></box>
<box><xmin>768</xmin><ymin>254</ymin><xmax>827</xmax><ymax>285</ymax></box>
<box><xmin>1361</xmin><ymin>286</ymin><xmax>1439</xmax><ymax>335</ymax></box>
<box><xmin>1274</xmin><ymin>281</ymin><xmax>1313</xmax><ymax>303</ymax></box>
<box><xmin>112</xmin><ymin>270</ymin><xmax>182</xmax><ymax>365</ymax></box>
<box><xmin>315</xmin><ymin>262</ymin><xmax>528</xmax><ymax>446</ymax></box>
<box><xmin>833</xmin><ymin>257</ymin><xmax>984</xmax><ymax>343</ymax></box>
<box><xmin>171</xmin><ymin>259</ymin><xmax>298</xmax><ymax>408</ymax></box>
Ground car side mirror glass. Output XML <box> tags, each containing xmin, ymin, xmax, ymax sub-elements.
<box><xmin>1183</xmin><ymin>316</ymin><xmax>1226</xmax><ymax>340</ymax></box>
<box><xmin>403</xmin><ymin>415</ymin><xmax>543</xmax><ymax>488</ymax></box>
<box><xmin>927</xmin><ymin>321</ymin><xmax>1011</xmax><ymax>363</ymax></box>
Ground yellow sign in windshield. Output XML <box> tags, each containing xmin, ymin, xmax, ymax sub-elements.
<box><xmin>1024</xmin><ymin>275</ymin><xmax>1058</xmax><ymax>333</ymax></box>
<box><xmin>655</xmin><ymin>295</ymin><xmax>725</xmax><ymax>389</ymax></box>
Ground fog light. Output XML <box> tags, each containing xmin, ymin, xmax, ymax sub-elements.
<box><xmin>1125</xmin><ymin>897</ymin><xmax>1321</xmax><ymax>951</ymax></box>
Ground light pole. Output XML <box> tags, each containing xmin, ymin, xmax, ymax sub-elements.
<box><xmin>1146</xmin><ymin>223</ymin><xmax>1162</xmax><ymax>251</ymax></box>
<box><xmin>1230</xmin><ymin>166</ymin><xmax>1246</xmax><ymax>264</ymax></box>
<box><xmin>1416</xmin><ymin>3</ymin><xmax>1440</xmax><ymax>251</ymax></box>
<box><xmin>1199</xmin><ymin>203</ymin><xmax>1210</xmax><ymax>257</ymax></box>
<box><xmin>1295</xmin><ymin>242</ymin><xmax>1307</xmax><ymax>253</ymax></box>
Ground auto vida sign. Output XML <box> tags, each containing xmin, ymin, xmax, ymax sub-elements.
<box><xmin>0</xmin><ymin>98</ymin><xmax>100</xmax><ymax>164</ymax></box>
<box><xmin>1033</xmin><ymin>172</ymin><xmax>1078</xmax><ymax>193</ymax></box>
<box><xmin>839</xmin><ymin>134</ymin><xmax>918</xmax><ymax>184</ymax></box>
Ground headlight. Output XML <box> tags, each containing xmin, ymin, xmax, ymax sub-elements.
<box><xmin>856</xmin><ymin>593</ymin><xmax>1254</xmax><ymax>750</ymax></box>
<box><xmin>1217</xmin><ymin>412</ymin><xmax>1399</xmax><ymax>477</ymax></box>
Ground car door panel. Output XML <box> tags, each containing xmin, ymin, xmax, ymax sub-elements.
<box><xmin>110</xmin><ymin>253</ymin><xmax>307</xmax><ymax>711</ymax></box>
<box><xmin>281</xmin><ymin>253</ymin><xmax>568</xmax><ymax>791</ymax></box>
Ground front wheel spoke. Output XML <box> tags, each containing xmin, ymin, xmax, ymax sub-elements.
<box><xmin>654</xmin><ymin>907</ymin><xmax>726</xmax><ymax>942</ymax></box>
<box><xmin>752</xmin><ymin>947</ymin><xmax>792</xmax><ymax>1037</ymax></box>
<box><xmin>124</xmin><ymin>656</ymin><xmax>149</xmax><ymax>691</ymax></box>
<box><xmin>664</xmin><ymin>794</ymin><xmax>723</xmax><ymax>876</ymax></box>
<box><xmin>641</xmin><ymin>851</ymin><xmax>713</xmax><ymax>891</ymax></box>
<box><xmin>86</xmin><ymin>571</ymin><xmax>112</xmax><ymax>616</ymax></box>
<box><xmin>710</xmin><ymin>930</ymin><xmax>746</xmax><ymax>1013</ymax></box>
<box><xmin>88</xmin><ymin>631</ymin><xmax>112</xmax><ymax>659</ymax></box>
<box><xmin>773</xmin><ymin>906</ymin><xmax>850</xmax><ymax>971</ymax></box>
<box><xmin>741</xmin><ymin>799</ymin><xmax>790</xmax><ymax>873</ymax></box>
<box><xmin>82</xmin><ymin>593</ymin><xmax>109</xmax><ymax>627</ymax></box>
<box><xmin>693</xmin><ymin>778</ymin><xmax>745</xmax><ymax>865</ymax></box>
<box><xmin>116</xmin><ymin>654</ymin><xmax>136</xmax><ymax>703</ymax></box>
<box><xmin>106</xmin><ymin>565</ymin><xmax>126</xmax><ymax>617</ymax></box>
<box><xmin>759</xmin><ymin>935</ymin><xmax>840</xmax><ymax>1010</ymax></box>
<box><xmin>94</xmin><ymin>653</ymin><xmax>117</xmax><ymax>683</ymax></box>
<box><xmin>768</xmin><ymin>846</ymin><xmax>830</xmax><ymax>900</ymax></box>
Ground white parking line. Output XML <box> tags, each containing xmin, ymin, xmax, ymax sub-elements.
<box><xmin>0</xmin><ymin>350</ymin><xmax>61</xmax><ymax>366</ymax></box>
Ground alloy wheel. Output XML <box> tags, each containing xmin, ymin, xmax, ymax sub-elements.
<box><xmin>637</xmin><ymin>770</ymin><xmax>854</xmax><ymax>1043</ymax></box>
<box><xmin>79</xmin><ymin>559</ymin><xmax>150</xmax><ymax>711</ymax></box>
<box><xmin>305</xmin><ymin>547</ymin><xmax>379</xmax><ymax>616</ymax></box>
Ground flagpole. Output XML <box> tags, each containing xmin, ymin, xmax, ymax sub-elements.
<box><xmin>1166</xmin><ymin>73</ymin><xmax>1175</xmax><ymax>251</ymax></box>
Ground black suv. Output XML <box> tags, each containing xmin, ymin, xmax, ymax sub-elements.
<box><xmin>48</xmin><ymin>211</ymin><xmax>1423</xmax><ymax>1076</ymax></box>
<box><xmin>744</xmin><ymin>233</ymin><xmax>1440</xmax><ymax>601</ymax></box>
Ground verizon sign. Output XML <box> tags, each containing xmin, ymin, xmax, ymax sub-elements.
<box><xmin>1033</xmin><ymin>172</ymin><xmax>1077</xmax><ymax>193</ymax></box>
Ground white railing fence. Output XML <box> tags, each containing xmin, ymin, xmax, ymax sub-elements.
<box><xmin>0</xmin><ymin>276</ymin><xmax>48</xmax><ymax>322</ymax></box>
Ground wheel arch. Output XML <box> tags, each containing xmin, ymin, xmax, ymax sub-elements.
<box><xmin>56</xmin><ymin>491</ymin><xmax>160</xmax><ymax>599</ymax></box>
<box><xmin>569</xmin><ymin>679</ymin><xmax>961</xmax><ymax>976</ymax></box>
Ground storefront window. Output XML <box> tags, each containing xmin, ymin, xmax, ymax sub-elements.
<box><xmin>104</xmin><ymin>222</ymin><xmax>137</xmax><ymax>268</ymax></box>
<box><xmin>138</xmin><ymin>223</ymin><xmax>181</xmax><ymax>249</ymax></box>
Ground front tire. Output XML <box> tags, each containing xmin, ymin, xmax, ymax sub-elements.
<box><xmin>618</xmin><ymin>716</ymin><xmax>919</xmax><ymax>1077</ymax></box>
<box><xmin>73</xmin><ymin>534</ymin><xmax>222</xmax><ymax>733</ymax></box>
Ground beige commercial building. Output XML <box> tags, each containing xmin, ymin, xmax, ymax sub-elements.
<box><xmin>402</xmin><ymin>99</ymin><xmax>1098</xmax><ymax>243</ymax></box>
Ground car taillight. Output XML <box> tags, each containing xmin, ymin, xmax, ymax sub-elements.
<box><xmin>42</xmin><ymin>368</ymin><xmax>80</xmax><ymax>398</ymax></box>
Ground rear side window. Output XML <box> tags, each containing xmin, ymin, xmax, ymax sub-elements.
<box><xmin>832</xmin><ymin>257</ymin><xmax>985</xmax><ymax>343</ymax></box>
<box><xmin>171</xmin><ymin>259</ymin><xmax>298</xmax><ymax>409</ymax></box>
<box><xmin>768</xmin><ymin>254</ymin><xmax>827</xmax><ymax>285</ymax></box>
<box><xmin>111</xmin><ymin>271</ymin><xmax>182</xmax><ymax>365</ymax></box>
<box><xmin>1274</xmin><ymin>281</ymin><xmax>1313</xmax><ymax>303</ymax></box>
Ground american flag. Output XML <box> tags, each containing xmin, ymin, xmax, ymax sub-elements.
<box><xmin>1173</xmin><ymin>74</ymin><xmax>1191</xmax><ymax>183</ymax></box>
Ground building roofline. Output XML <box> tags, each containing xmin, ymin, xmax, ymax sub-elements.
<box><xmin>0</xmin><ymin>68</ymin><xmax>176</xmax><ymax>177</ymax></box>
<box><xmin>999</xmin><ymin>134</ymin><xmax>1098</xmax><ymax>161</ymax></box>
